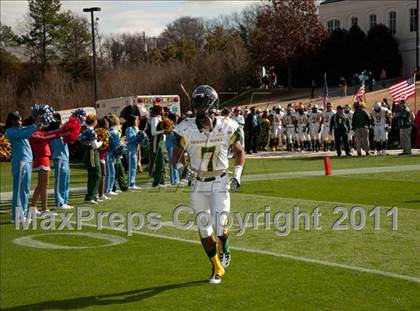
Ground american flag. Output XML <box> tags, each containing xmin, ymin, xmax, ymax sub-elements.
<box><xmin>322</xmin><ymin>73</ymin><xmax>328</xmax><ymax>109</ymax></box>
<box><xmin>389</xmin><ymin>75</ymin><xmax>416</xmax><ymax>102</ymax></box>
<box><xmin>353</xmin><ymin>83</ymin><xmax>365</xmax><ymax>101</ymax></box>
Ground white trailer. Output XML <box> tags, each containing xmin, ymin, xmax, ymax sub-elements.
<box><xmin>57</xmin><ymin>106</ymin><xmax>96</xmax><ymax>123</ymax></box>
<box><xmin>95</xmin><ymin>95</ymin><xmax>181</xmax><ymax>119</ymax></box>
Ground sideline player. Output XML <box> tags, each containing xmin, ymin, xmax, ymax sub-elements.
<box><xmin>172</xmin><ymin>85</ymin><xmax>245</xmax><ymax>284</ymax></box>
<box><xmin>321</xmin><ymin>102</ymin><xmax>336</xmax><ymax>151</ymax></box>
<box><xmin>308</xmin><ymin>104</ymin><xmax>322</xmax><ymax>152</ymax></box>
<box><xmin>371</xmin><ymin>101</ymin><xmax>391</xmax><ymax>155</ymax></box>
<box><xmin>270</xmin><ymin>106</ymin><xmax>284</xmax><ymax>151</ymax></box>
<box><xmin>282</xmin><ymin>105</ymin><xmax>296</xmax><ymax>151</ymax></box>
<box><xmin>295</xmin><ymin>103</ymin><xmax>309</xmax><ymax>151</ymax></box>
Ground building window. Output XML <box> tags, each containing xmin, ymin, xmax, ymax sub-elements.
<box><xmin>369</xmin><ymin>14</ymin><xmax>377</xmax><ymax>29</ymax></box>
<box><xmin>410</xmin><ymin>8</ymin><xmax>418</xmax><ymax>32</ymax></box>
<box><xmin>389</xmin><ymin>11</ymin><xmax>396</xmax><ymax>34</ymax></box>
<box><xmin>351</xmin><ymin>17</ymin><xmax>358</xmax><ymax>27</ymax></box>
<box><xmin>327</xmin><ymin>19</ymin><xmax>340</xmax><ymax>32</ymax></box>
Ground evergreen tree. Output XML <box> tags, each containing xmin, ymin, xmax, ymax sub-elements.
<box><xmin>20</xmin><ymin>0</ymin><xmax>61</xmax><ymax>67</ymax></box>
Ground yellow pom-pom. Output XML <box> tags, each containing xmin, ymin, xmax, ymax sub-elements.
<box><xmin>0</xmin><ymin>133</ymin><xmax>12</xmax><ymax>162</ymax></box>
<box><xmin>95</xmin><ymin>128</ymin><xmax>109</xmax><ymax>148</ymax></box>
<box><xmin>86</xmin><ymin>114</ymin><xmax>96</xmax><ymax>125</ymax></box>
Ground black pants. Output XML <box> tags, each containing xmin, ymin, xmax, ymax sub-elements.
<box><xmin>334</xmin><ymin>130</ymin><xmax>350</xmax><ymax>156</ymax></box>
<box><xmin>245</xmin><ymin>130</ymin><xmax>258</xmax><ymax>153</ymax></box>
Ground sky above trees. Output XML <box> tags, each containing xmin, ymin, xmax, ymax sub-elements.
<box><xmin>2</xmin><ymin>0</ymin><xmax>258</xmax><ymax>36</ymax></box>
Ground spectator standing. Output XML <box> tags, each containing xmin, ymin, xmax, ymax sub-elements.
<box><xmin>396</xmin><ymin>100</ymin><xmax>413</xmax><ymax>155</ymax></box>
<box><xmin>380</xmin><ymin>69</ymin><xmax>387</xmax><ymax>88</ymax></box>
<box><xmin>262</xmin><ymin>75</ymin><xmax>269</xmax><ymax>89</ymax></box>
<box><xmin>367</xmin><ymin>71</ymin><xmax>374</xmax><ymax>91</ymax></box>
<box><xmin>330</xmin><ymin>106</ymin><xmax>351</xmax><ymax>156</ymax></box>
<box><xmin>352</xmin><ymin>102</ymin><xmax>371</xmax><ymax>156</ymax></box>
<box><xmin>244</xmin><ymin>107</ymin><xmax>260</xmax><ymax>154</ymax></box>
<box><xmin>339</xmin><ymin>77</ymin><xmax>347</xmax><ymax>97</ymax></box>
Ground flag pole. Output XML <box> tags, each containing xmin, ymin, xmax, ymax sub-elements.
<box><xmin>414</xmin><ymin>70</ymin><xmax>417</xmax><ymax>113</ymax></box>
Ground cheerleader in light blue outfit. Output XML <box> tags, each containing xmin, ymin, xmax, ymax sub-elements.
<box><xmin>104</xmin><ymin>116</ymin><xmax>121</xmax><ymax>195</ymax></box>
<box><xmin>49</xmin><ymin>113</ymin><xmax>72</xmax><ymax>209</ymax></box>
<box><xmin>5</xmin><ymin>112</ymin><xmax>38</xmax><ymax>222</ymax></box>
<box><xmin>125</xmin><ymin>115</ymin><xmax>141</xmax><ymax>190</ymax></box>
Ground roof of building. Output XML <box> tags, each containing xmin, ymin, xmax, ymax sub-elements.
<box><xmin>320</xmin><ymin>0</ymin><xmax>346</xmax><ymax>5</ymax></box>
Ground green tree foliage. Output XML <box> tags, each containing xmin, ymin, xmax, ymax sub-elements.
<box><xmin>321</xmin><ymin>24</ymin><xmax>402</xmax><ymax>85</ymax></box>
<box><xmin>321</xmin><ymin>28</ymin><xmax>350</xmax><ymax>83</ymax></box>
<box><xmin>251</xmin><ymin>0</ymin><xmax>326</xmax><ymax>89</ymax></box>
<box><xmin>55</xmin><ymin>12</ymin><xmax>91</xmax><ymax>81</ymax></box>
<box><xmin>346</xmin><ymin>25</ymin><xmax>367</xmax><ymax>74</ymax></box>
<box><xmin>0</xmin><ymin>24</ymin><xmax>18</xmax><ymax>49</ymax></box>
<box><xmin>160</xmin><ymin>17</ymin><xmax>206</xmax><ymax>49</ymax></box>
<box><xmin>366</xmin><ymin>24</ymin><xmax>402</xmax><ymax>78</ymax></box>
<box><xmin>20</xmin><ymin>0</ymin><xmax>62</xmax><ymax>66</ymax></box>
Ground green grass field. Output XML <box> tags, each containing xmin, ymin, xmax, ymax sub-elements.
<box><xmin>1</xmin><ymin>155</ymin><xmax>420</xmax><ymax>310</ymax></box>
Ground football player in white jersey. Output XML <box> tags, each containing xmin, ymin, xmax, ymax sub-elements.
<box><xmin>270</xmin><ymin>106</ymin><xmax>284</xmax><ymax>151</ymax></box>
<box><xmin>282</xmin><ymin>105</ymin><xmax>296</xmax><ymax>151</ymax></box>
<box><xmin>321</xmin><ymin>102</ymin><xmax>336</xmax><ymax>151</ymax></box>
<box><xmin>295</xmin><ymin>103</ymin><xmax>309</xmax><ymax>151</ymax></box>
<box><xmin>308</xmin><ymin>104</ymin><xmax>322</xmax><ymax>151</ymax></box>
<box><xmin>371</xmin><ymin>101</ymin><xmax>391</xmax><ymax>155</ymax></box>
<box><xmin>172</xmin><ymin>85</ymin><xmax>245</xmax><ymax>284</ymax></box>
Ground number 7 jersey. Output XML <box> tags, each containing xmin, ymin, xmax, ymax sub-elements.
<box><xmin>174</xmin><ymin>116</ymin><xmax>240</xmax><ymax>172</ymax></box>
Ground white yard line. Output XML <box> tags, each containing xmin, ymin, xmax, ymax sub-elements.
<box><xmin>235</xmin><ymin>192</ymin><xmax>420</xmax><ymax>213</ymax></box>
<box><xmin>243</xmin><ymin>164</ymin><xmax>420</xmax><ymax>182</ymax></box>
<box><xmin>72</xmin><ymin>221</ymin><xmax>420</xmax><ymax>284</ymax></box>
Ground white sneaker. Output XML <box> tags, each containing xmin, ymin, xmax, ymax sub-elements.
<box><xmin>128</xmin><ymin>185</ymin><xmax>141</xmax><ymax>191</ymax></box>
<box><xmin>115</xmin><ymin>189</ymin><xmax>122</xmax><ymax>193</ymax></box>
<box><xmin>96</xmin><ymin>198</ymin><xmax>104</xmax><ymax>202</ymax></box>
<box><xmin>85</xmin><ymin>200</ymin><xmax>98</xmax><ymax>204</ymax></box>
<box><xmin>107</xmin><ymin>191</ymin><xmax>118</xmax><ymax>196</ymax></box>
<box><xmin>99</xmin><ymin>195</ymin><xmax>111</xmax><ymax>200</ymax></box>
<box><xmin>57</xmin><ymin>204</ymin><xmax>73</xmax><ymax>210</ymax></box>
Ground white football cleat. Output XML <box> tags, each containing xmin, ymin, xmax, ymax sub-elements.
<box><xmin>219</xmin><ymin>252</ymin><xmax>231</xmax><ymax>268</ymax></box>
<box><xmin>208</xmin><ymin>273</ymin><xmax>223</xmax><ymax>285</ymax></box>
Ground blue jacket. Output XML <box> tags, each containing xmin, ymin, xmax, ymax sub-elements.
<box><xmin>49</xmin><ymin>137</ymin><xmax>69</xmax><ymax>161</ymax></box>
<box><xmin>5</xmin><ymin>124</ymin><xmax>37</xmax><ymax>163</ymax></box>
<box><xmin>125</xmin><ymin>127</ymin><xmax>138</xmax><ymax>153</ymax></box>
